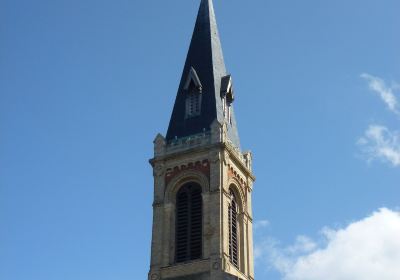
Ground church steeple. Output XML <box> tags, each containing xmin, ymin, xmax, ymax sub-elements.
<box><xmin>166</xmin><ymin>0</ymin><xmax>240</xmax><ymax>149</ymax></box>
<box><xmin>149</xmin><ymin>2</ymin><xmax>255</xmax><ymax>280</ymax></box>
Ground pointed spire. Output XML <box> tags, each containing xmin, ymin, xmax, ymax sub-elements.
<box><xmin>166</xmin><ymin>0</ymin><xmax>240</xmax><ymax>149</ymax></box>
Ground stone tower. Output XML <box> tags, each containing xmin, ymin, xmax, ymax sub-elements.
<box><xmin>148</xmin><ymin>1</ymin><xmax>255</xmax><ymax>279</ymax></box>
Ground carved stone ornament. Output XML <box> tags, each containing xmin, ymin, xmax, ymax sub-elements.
<box><xmin>150</xmin><ymin>273</ymin><xmax>159</xmax><ymax>280</ymax></box>
<box><xmin>154</xmin><ymin>134</ymin><xmax>166</xmax><ymax>156</ymax></box>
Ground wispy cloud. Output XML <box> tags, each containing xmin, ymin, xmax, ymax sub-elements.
<box><xmin>358</xmin><ymin>74</ymin><xmax>400</xmax><ymax>168</ymax></box>
<box><xmin>256</xmin><ymin>208</ymin><xmax>400</xmax><ymax>280</ymax></box>
<box><xmin>358</xmin><ymin>125</ymin><xmax>400</xmax><ymax>167</ymax></box>
<box><xmin>254</xmin><ymin>219</ymin><xmax>270</xmax><ymax>230</ymax></box>
<box><xmin>360</xmin><ymin>73</ymin><xmax>399</xmax><ymax>115</ymax></box>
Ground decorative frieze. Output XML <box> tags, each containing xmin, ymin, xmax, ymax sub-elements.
<box><xmin>165</xmin><ymin>160</ymin><xmax>210</xmax><ymax>185</ymax></box>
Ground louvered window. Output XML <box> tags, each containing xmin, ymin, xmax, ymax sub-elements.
<box><xmin>185</xmin><ymin>82</ymin><xmax>202</xmax><ymax>118</ymax></box>
<box><xmin>176</xmin><ymin>183</ymin><xmax>203</xmax><ymax>263</ymax></box>
<box><xmin>229</xmin><ymin>190</ymin><xmax>239</xmax><ymax>269</ymax></box>
<box><xmin>187</xmin><ymin>93</ymin><xmax>200</xmax><ymax>116</ymax></box>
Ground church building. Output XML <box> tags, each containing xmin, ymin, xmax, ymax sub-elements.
<box><xmin>148</xmin><ymin>1</ymin><xmax>255</xmax><ymax>279</ymax></box>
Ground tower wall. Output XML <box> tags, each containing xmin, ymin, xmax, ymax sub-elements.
<box><xmin>149</xmin><ymin>122</ymin><xmax>255</xmax><ymax>280</ymax></box>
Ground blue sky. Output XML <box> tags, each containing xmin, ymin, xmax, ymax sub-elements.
<box><xmin>1</xmin><ymin>0</ymin><xmax>399</xmax><ymax>279</ymax></box>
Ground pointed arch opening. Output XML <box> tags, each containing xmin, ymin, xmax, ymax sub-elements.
<box><xmin>184</xmin><ymin>67</ymin><xmax>203</xmax><ymax>119</ymax></box>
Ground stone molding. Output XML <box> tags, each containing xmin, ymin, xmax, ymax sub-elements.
<box><xmin>164</xmin><ymin>169</ymin><xmax>210</xmax><ymax>204</ymax></box>
<box><xmin>226</xmin><ymin>178</ymin><xmax>247</xmax><ymax>210</ymax></box>
<box><xmin>160</xmin><ymin>259</ymin><xmax>210</xmax><ymax>279</ymax></box>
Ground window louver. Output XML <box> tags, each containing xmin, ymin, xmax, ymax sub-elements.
<box><xmin>229</xmin><ymin>190</ymin><xmax>239</xmax><ymax>269</ymax></box>
<box><xmin>176</xmin><ymin>183</ymin><xmax>202</xmax><ymax>263</ymax></box>
<box><xmin>185</xmin><ymin>82</ymin><xmax>202</xmax><ymax>118</ymax></box>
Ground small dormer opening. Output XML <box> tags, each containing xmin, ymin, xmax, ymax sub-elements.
<box><xmin>221</xmin><ymin>75</ymin><xmax>234</xmax><ymax>125</ymax></box>
<box><xmin>184</xmin><ymin>67</ymin><xmax>203</xmax><ymax>119</ymax></box>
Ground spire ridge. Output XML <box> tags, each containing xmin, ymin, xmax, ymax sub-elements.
<box><xmin>166</xmin><ymin>0</ymin><xmax>240</xmax><ymax>149</ymax></box>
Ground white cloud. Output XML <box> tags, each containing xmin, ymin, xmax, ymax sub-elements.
<box><xmin>254</xmin><ymin>219</ymin><xmax>270</xmax><ymax>230</ymax></box>
<box><xmin>361</xmin><ymin>73</ymin><xmax>399</xmax><ymax>115</ymax></box>
<box><xmin>256</xmin><ymin>208</ymin><xmax>400</xmax><ymax>280</ymax></box>
<box><xmin>285</xmin><ymin>235</ymin><xmax>317</xmax><ymax>255</ymax></box>
<box><xmin>358</xmin><ymin>125</ymin><xmax>400</xmax><ymax>167</ymax></box>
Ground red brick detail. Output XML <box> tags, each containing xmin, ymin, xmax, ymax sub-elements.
<box><xmin>165</xmin><ymin>160</ymin><xmax>210</xmax><ymax>185</ymax></box>
<box><xmin>228</xmin><ymin>165</ymin><xmax>246</xmax><ymax>187</ymax></box>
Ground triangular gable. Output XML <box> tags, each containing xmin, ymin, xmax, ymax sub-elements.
<box><xmin>221</xmin><ymin>74</ymin><xmax>234</xmax><ymax>102</ymax></box>
<box><xmin>184</xmin><ymin>67</ymin><xmax>203</xmax><ymax>92</ymax></box>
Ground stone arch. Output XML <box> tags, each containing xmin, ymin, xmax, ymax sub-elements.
<box><xmin>165</xmin><ymin>169</ymin><xmax>209</xmax><ymax>204</ymax></box>
<box><xmin>227</xmin><ymin>178</ymin><xmax>246</xmax><ymax>213</ymax></box>
<box><xmin>164</xmin><ymin>169</ymin><xmax>209</xmax><ymax>264</ymax></box>
<box><xmin>226</xmin><ymin>179</ymin><xmax>247</xmax><ymax>274</ymax></box>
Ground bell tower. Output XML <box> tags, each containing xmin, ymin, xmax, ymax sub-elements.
<box><xmin>148</xmin><ymin>1</ymin><xmax>255</xmax><ymax>279</ymax></box>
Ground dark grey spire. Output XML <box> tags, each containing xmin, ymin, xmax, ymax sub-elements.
<box><xmin>166</xmin><ymin>0</ymin><xmax>241</xmax><ymax>149</ymax></box>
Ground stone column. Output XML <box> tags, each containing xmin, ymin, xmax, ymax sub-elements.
<box><xmin>150</xmin><ymin>203</ymin><xmax>164</xmax><ymax>268</ymax></box>
<box><xmin>246</xmin><ymin>183</ymin><xmax>255</xmax><ymax>279</ymax></box>
<box><xmin>202</xmin><ymin>192</ymin><xmax>211</xmax><ymax>259</ymax></box>
<box><xmin>247</xmin><ymin>218</ymin><xmax>254</xmax><ymax>280</ymax></box>
<box><xmin>150</xmin><ymin>162</ymin><xmax>166</xmax><ymax>270</ymax></box>
<box><xmin>162</xmin><ymin>202</ymin><xmax>174</xmax><ymax>266</ymax></box>
<box><xmin>241</xmin><ymin>213</ymin><xmax>249</xmax><ymax>276</ymax></box>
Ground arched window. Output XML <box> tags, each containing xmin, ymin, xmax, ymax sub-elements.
<box><xmin>176</xmin><ymin>183</ymin><xmax>202</xmax><ymax>263</ymax></box>
<box><xmin>228</xmin><ymin>189</ymin><xmax>239</xmax><ymax>268</ymax></box>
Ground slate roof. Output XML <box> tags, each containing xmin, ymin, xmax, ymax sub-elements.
<box><xmin>165</xmin><ymin>0</ymin><xmax>241</xmax><ymax>149</ymax></box>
